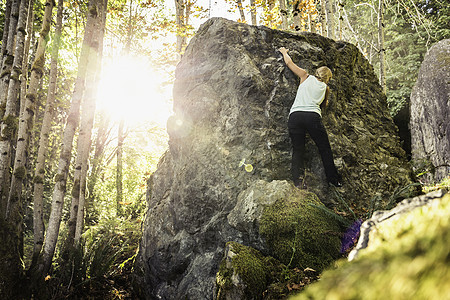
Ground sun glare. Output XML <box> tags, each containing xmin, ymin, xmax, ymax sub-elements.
<box><xmin>97</xmin><ymin>56</ymin><xmax>173</xmax><ymax>127</ymax></box>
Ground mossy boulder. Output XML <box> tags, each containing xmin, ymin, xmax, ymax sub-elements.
<box><xmin>291</xmin><ymin>191</ymin><xmax>450</xmax><ymax>299</ymax></box>
<box><xmin>259</xmin><ymin>187</ymin><xmax>344</xmax><ymax>272</ymax></box>
<box><xmin>228</xmin><ymin>180</ymin><xmax>345</xmax><ymax>272</ymax></box>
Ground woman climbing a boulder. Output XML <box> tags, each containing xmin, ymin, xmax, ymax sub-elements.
<box><xmin>279</xmin><ymin>47</ymin><xmax>342</xmax><ymax>188</ymax></box>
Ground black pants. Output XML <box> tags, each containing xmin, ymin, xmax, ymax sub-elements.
<box><xmin>288</xmin><ymin>111</ymin><xmax>340</xmax><ymax>185</ymax></box>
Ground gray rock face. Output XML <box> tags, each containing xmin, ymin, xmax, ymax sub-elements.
<box><xmin>410</xmin><ymin>39</ymin><xmax>450</xmax><ymax>183</ymax></box>
<box><xmin>134</xmin><ymin>18</ymin><xmax>415</xmax><ymax>299</ymax></box>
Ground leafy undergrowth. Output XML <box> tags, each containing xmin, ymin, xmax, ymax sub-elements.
<box><xmin>44</xmin><ymin>217</ymin><xmax>140</xmax><ymax>300</ymax></box>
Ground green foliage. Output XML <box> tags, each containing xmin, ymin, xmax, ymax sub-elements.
<box><xmin>341</xmin><ymin>0</ymin><xmax>450</xmax><ymax>116</ymax></box>
<box><xmin>89</xmin><ymin>122</ymin><xmax>166</xmax><ymax>223</ymax></box>
<box><xmin>48</xmin><ymin>216</ymin><xmax>141</xmax><ymax>298</ymax></box>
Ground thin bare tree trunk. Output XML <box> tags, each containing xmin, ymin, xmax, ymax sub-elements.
<box><xmin>337</xmin><ymin>1</ymin><xmax>343</xmax><ymax>40</ymax></box>
<box><xmin>73</xmin><ymin>0</ymin><xmax>108</xmax><ymax>246</ymax></box>
<box><xmin>19</xmin><ymin>0</ymin><xmax>34</xmax><ymax>116</ymax></box>
<box><xmin>310</xmin><ymin>12</ymin><xmax>317</xmax><ymax>33</ymax></box>
<box><xmin>325</xmin><ymin>0</ymin><xmax>334</xmax><ymax>38</ymax></box>
<box><xmin>319</xmin><ymin>0</ymin><xmax>326</xmax><ymax>35</ymax></box>
<box><xmin>342</xmin><ymin>6</ymin><xmax>363</xmax><ymax>52</ymax></box>
<box><xmin>31</xmin><ymin>0</ymin><xmax>63</xmax><ymax>267</ymax></box>
<box><xmin>236</xmin><ymin>0</ymin><xmax>246</xmax><ymax>22</ymax></box>
<box><xmin>0</xmin><ymin>0</ymin><xmax>30</xmax><ymax>210</ymax></box>
<box><xmin>293</xmin><ymin>0</ymin><xmax>301</xmax><ymax>31</ymax></box>
<box><xmin>85</xmin><ymin>114</ymin><xmax>111</xmax><ymax>222</ymax></box>
<box><xmin>279</xmin><ymin>0</ymin><xmax>288</xmax><ymax>29</ymax></box>
<box><xmin>1</xmin><ymin>0</ymin><xmax>13</xmax><ymax>72</ymax></box>
<box><xmin>175</xmin><ymin>0</ymin><xmax>186</xmax><ymax>54</ymax></box>
<box><xmin>38</xmin><ymin>0</ymin><xmax>97</xmax><ymax>277</ymax></box>
<box><xmin>250</xmin><ymin>0</ymin><xmax>257</xmax><ymax>25</ymax></box>
<box><xmin>116</xmin><ymin>118</ymin><xmax>124</xmax><ymax>215</ymax></box>
<box><xmin>0</xmin><ymin>0</ymin><xmax>20</xmax><ymax>115</ymax></box>
<box><xmin>378</xmin><ymin>0</ymin><xmax>386</xmax><ymax>93</ymax></box>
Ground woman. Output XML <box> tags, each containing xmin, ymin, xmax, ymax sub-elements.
<box><xmin>279</xmin><ymin>47</ymin><xmax>342</xmax><ymax>188</ymax></box>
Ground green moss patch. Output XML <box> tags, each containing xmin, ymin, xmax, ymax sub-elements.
<box><xmin>216</xmin><ymin>241</ymin><xmax>320</xmax><ymax>299</ymax></box>
<box><xmin>259</xmin><ymin>189</ymin><xmax>344</xmax><ymax>272</ymax></box>
<box><xmin>291</xmin><ymin>193</ymin><xmax>450</xmax><ymax>299</ymax></box>
<box><xmin>216</xmin><ymin>242</ymin><xmax>270</xmax><ymax>299</ymax></box>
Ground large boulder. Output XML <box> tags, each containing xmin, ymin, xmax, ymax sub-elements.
<box><xmin>410</xmin><ymin>39</ymin><xmax>450</xmax><ymax>183</ymax></box>
<box><xmin>134</xmin><ymin>18</ymin><xmax>416</xmax><ymax>299</ymax></box>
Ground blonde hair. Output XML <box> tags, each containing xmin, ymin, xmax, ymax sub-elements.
<box><xmin>315</xmin><ymin>66</ymin><xmax>332</xmax><ymax>84</ymax></box>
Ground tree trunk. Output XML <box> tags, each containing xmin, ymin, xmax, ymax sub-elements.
<box><xmin>279</xmin><ymin>0</ymin><xmax>288</xmax><ymax>29</ymax></box>
<box><xmin>310</xmin><ymin>12</ymin><xmax>317</xmax><ymax>33</ymax></box>
<box><xmin>0</xmin><ymin>0</ymin><xmax>21</xmax><ymax>208</ymax></box>
<box><xmin>0</xmin><ymin>0</ymin><xmax>12</xmax><ymax>57</ymax></box>
<box><xmin>236</xmin><ymin>0</ymin><xmax>246</xmax><ymax>22</ymax></box>
<box><xmin>319</xmin><ymin>0</ymin><xmax>326</xmax><ymax>35</ymax></box>
<box><xmin>1</xmin><ymin>0</ymin><xmax>13</xmax><ymax>75</ymax></box>
<box><xmin>325</xmin><ymin>0</ymin><xmax>334</xmax><ymax>38</ymax></box>
<box><xmin>250</xmin><ymin>0</ymin><xmax>257</xmax><ymax>25</ymax></box>
<box><xmin>86</xmin><ymin>114</ymin><xmax>111</xmax><ymax>223</ymax></box>
<box><xmin>20</xmin><ymin>0</ymin><xmax>35</xmax><ymax>117</ymax></box>
<box><xmin>175</xmin><ymin>0</ymin><xmax>186</xmax><ymax>54</ymax></box>
<box><xmin>342</xmin><ymin>6</ymin><xmax>363</xmax><ymax>53</ymax></box>
<box><xmin>116</xmin><ymin>118</ymin><xmax>124</xmax><ymax>215</ymax></box>
<box><xmin>0</xmin><ymin>0</ymin><xmax>30</xmax><ymax>209</ymax></box>
<box><xmin>74</xmin><ymin>0</ymin><xmax>109</xmax><ymax>246</ymax></box>
<box><xmin>72</xmin><ymin>0</ymin><xmax>108</xmax><ymax>246</ymax></box>
<box><xmin>125</xmin><ymin>0</ymin><xmax>133</xmax><ymax>53</ymax></box>
<box><xmin>0</xmin><ymin>0</ymin><xmax>20</xmax><ymax>115</ymax></box>
<box><xmin>337</xmin><ymin>1</ymin><xmax>343</xmax><ymax>39</ymax></box>
<box><xmin>7</xmin><ymin>0</ymin><xmax>49</xmax><ymax>224</ymax></box>
<box><xmin>38</xmin><ymin>0</ymin><xmax>98</xmax><ymax>277</ymax></box>
<box><xmin>0</xmin><ymin>0</ymin><xmax>29</xmax><ymax>298</ymax></box>
<box><xmin>378</xmin><ymin>0</ymin><xmax>386</xmax><ymax>93</ymax></box>
<box><xmin>293</xmin><ymin>0</ymin><xmax>301</xmax><ymax>31</ymax></box>
<box><xmin>31</xmin><ymin>0</ymin><xmax>63</xmax><ymax>267</ymax></box>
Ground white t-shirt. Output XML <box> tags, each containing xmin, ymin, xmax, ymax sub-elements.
<box><xmin>289</xmin><ymin>75</ymin><xmax>326</xmax><ymax>117</ymax></box>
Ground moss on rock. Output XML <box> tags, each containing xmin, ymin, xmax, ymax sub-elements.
<box><xmin>259</xmin><ymin>189</ymin><xmax>344</xmax><ymax>272</ymax></box>
<box><xmin>291</xmin><ymin>192</ymin><xmax>450</xmax><ymax>300</ymax></box>
<box><xmin>216</xmin><ymin>242</ymin><xmax>270</xmax><ymax>299</ymax></box>
<box><xmin>216</xmin><ymin>241</ymin><xmax>325</xmax><ymax>300</ymax></box>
